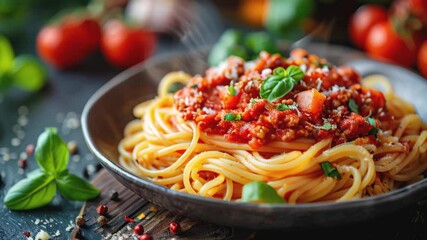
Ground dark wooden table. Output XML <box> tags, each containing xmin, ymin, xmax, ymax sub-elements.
<box><xmin>1</xmin><ymin>1</ymin><xmax>427</xmax><ymax>239</ymax></box>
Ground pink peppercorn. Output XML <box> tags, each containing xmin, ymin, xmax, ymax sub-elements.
<box><xmin>134</xmin><ymin>224</ymin><xmax>144</xmax><ymax>235</ymax></box>
<box><xmin>139</xmin><ymin>233</ymin><xmax>152</xmax><ymax>240</ymax></box>
<box><xmin>96</xmin><ymin>204</ymin><xmax>108</xmax><ymax>215</ymax></box>
<box><xmin>169</xmin><ymin>221</ymin><xmax>181</xmax><ymax>235</ymax></box>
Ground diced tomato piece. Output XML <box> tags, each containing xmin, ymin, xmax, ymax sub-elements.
<box><xmin>296</xmin><ymin>88</ymin><xmax>326</xmax><ymax>117</ymax></box>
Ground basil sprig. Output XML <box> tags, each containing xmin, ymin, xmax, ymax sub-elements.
<box><xmin>241</xmin><ymin>181</ymin><xmax>286</xmax><ymax>204</ymax></box>
<box><xmin>4</xmin><ymin>128</ymin><xmax>100</xmax><ymax>210</ymax></box>
<box><xmin>260</xmin><ymin>66</ymin><xmax>304</xmax><ymax>102</ymax></box>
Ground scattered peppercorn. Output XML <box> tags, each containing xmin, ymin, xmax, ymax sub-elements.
<box><xmin>134</xmin><ymin>224</ymin><xmax>144</xmax><ymax>235</ymax></box>
<box><xmin>139</xmin><ymin>233</ymin><xmax>152</xmax><ymax>240</ymax></box>
<box><xmin>109</xmin><ymin>190</ymin><xmax>119</xmax><ymax>201</ymax></box>
<box><xmin>75</xmin><ymin>215</ymin><xmax>86</xmax><ymax>227</ymax></box>
<box><xmin>23</xmin><ymin>231</ymin><xmax>31</xmax><ymax>237</ymax></box>
<box><xmin>169</xmin><ymin>221</ymin><xmax>181</xmax><ymax>235</ymax></box>
<box><xmin>96</xmin><ymin>204</ymin><xmax>108</xmax><ymax>215</ymax></box>
<box><xmin>67</xmin><ymin>141</ymin><xmax>78</xmax><ymax>155</ymax></box>
<box><xmin>25</xmin><ymin>144</ymin><xmax>34</xmax><ymax>156</ymax></box>
<box><xmin>97</xmin><ymin>215</ymin><xmax>108</xmax><ymax>226</ymax></box>
<box><xmin>18</xmin><ymin>159</ymin><xmax>27</xmax><ymax>169</ymax></box>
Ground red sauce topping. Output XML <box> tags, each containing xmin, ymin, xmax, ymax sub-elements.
<box><xmin>174</xmin><ymin>49</ymin><xmax>387</xmax><ymax>148</ymax></box>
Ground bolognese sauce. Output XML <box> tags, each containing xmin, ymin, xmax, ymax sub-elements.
<box><xmin>174</xmin><ymin>48</ymin><xmax>387</xmax><ymax>149</ymax></box>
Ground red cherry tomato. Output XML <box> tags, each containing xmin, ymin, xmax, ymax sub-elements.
<box><xmin>36</xmin><ymin>14</ymin><xmax>101</xmax><ymax>69</ymax></box>
<box><xmin>417</xmin><ymin>41</ymin><xmax>427</xmax><ymax>78</ymax></box>
<box><xmin>101</xmin><ymin>19</ymin><xmax>156</xmax><ymax>69</ymax></box>
<box><xmin>349</xmin><ymin>4</ymin><xmax>388</xmax><ymax>50</ymax></box>
<box><xmin>410</xmin><ymin>0</ymin><xmax>427</xmax><ymax>23</ymax></box>
<box><xmin>365</xmin><ymin>21</ymin><xmax>417</xmax><ymax>67</ymax></box>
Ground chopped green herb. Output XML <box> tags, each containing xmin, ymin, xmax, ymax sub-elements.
<box><xmin>191</xmin><ymin>84</ymin><xmax>198</xmax><ymax>89</ymax></box>
<box><xmin>260</xmin><ymin>65</ymin><xmax>304</xmax><ymax>102</ymax></box>
<box><xmin>224</xmin><ymin>113</ymin><xmax>237</xmax><ymax>121</ymax></box>
<box><xmin>348</xmin><ymin>98</ymin><xmax>359</xmax><ymax>114</ymax></box>
<box><xmin>228</xmin><ymin>84</ymin><xmax>237</xmax><ymax>96</ymax></box>
<box><xmin>366</xmin><ymin>117</ymin><xmax>379</xmax><ymax>135</ymax></box>
<box><xmin>235</xmin><ymin>113</ymin><xmax>242</xmax><ymax>121</ymax></box>
<box><xmin>320</xmin><ymin>161</ymin><xmax>341</xmax><ymax>179</ymax></box>
<box><xmin>276</xmin><ymin>103</ymin><xmax>298</xmax><ymax>111</ymax></box>
<box><xmin>314</xmin><ymin>121</ymin><xmax>335</xmax><ymax>130</ymax></box>
<box><xmin>249</xmin><ymin>98</ymin><xmax>258</xmax><ymax>105</ymax></box>
<box><xmin>241</xmin><ymin>181</ymin><xmax>286</xmax><ymax>204</ymax></box>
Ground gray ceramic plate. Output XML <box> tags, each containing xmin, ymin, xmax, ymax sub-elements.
<box><xmin>81</xmin><ymin>43</ymin><xmax>427</xmax><ymax>230</ymax></box>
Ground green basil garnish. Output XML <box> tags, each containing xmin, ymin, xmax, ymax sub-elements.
<box><xmin>241</xmin><ymin>181</ymin><xmax>286</xmax><ymax>204</ymax></box>
<box><xmin>260</xmin><ymin>65</ymin><xmax>304</xmax><ymax>102</ymax></box>
<box><xmin>35</xmin><ymin>127</ymin><xmax>69</xmax><ymax>176</ymax></box>
<box><xmin>4</xmin><ymin>171</ymin><xmax>56</xmax><ymax>210</ymax></box>
<box><xmin>4</xmin><ymin>128</ymin><xmax>100</xmax><ymax>210</ymax></box>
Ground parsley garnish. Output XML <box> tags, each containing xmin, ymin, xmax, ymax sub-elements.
<box><xmin>314</xmin><ymin>121</ymin><xmax>335</xmax><ymax>130</ymax></box>
<box><xmin>224</xmin><ymin>113</ymin><xmax>242</xmax><ymax>121</ymax></box>
<box><xmin>228</xmin><ymin>84</ymin><xmax>237</xmax><ymax>96</ymax></box>
<box><xmin>276</xmin><ymin>103</ymin><xmax>298</xmax><ymax>111</ymax></box>
<box><xmin>191</xmin><ymin>84</ymin><xmax>198</xmax><ymax>89</ymax></box>
<box><xmin>366</xmin><ymin>117</ymin><xmax>379</xmax><ymax>135</ymax></box>
<box><xmin>320</xmin><ymin>161</ymin><xmax>341</xmax><ymax>179</ymax></box>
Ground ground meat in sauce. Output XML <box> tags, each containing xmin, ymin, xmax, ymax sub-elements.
<box><xmin>174</xmin><ymin>49</ymin><xmax>387</xmax><ymax>149</ymax></box>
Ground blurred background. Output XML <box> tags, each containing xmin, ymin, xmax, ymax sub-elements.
<box><xmin>0</xmin><ymin>0</ymin><xmax>426</xmax><ymax>97</ymax></box>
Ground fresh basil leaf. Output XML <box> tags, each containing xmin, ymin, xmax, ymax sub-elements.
<box><xmin>260</xmin><ymin>75</ymin><xmax>294</xmax><ymax>102</ymax></box>
<box><xmin>56</xmin><ymin>173</ymin><xmax>100</xmax><ymax>201</ymax></box>
<box><xmin>10</xmin><ymin>55</ymin><xmax>47</xmax><ymax>92</ymax></box>
<box><xmin>0</xmin><ymin>71</ymin><xmax>13</xmax><ymax>91</ymax></box>
<box><xmin>4</xmin><ymin>171</ymin><xmax>56</xmax><ymax>210</ymax></box>
<box><xmin>242</xmin><ymin>181</ymin><xmax>286</xmax><ymax>204</ymax></box>
<box><xmin>273</xmin><ymin>67</ymin><xmax>286</xmax><ymax>76</ymax></box>
<box><xmin>348</xmin><ymin>98</ymin><xmax>359</xmax><ymax>114</ymax></box>
<box><xmin>244</xmin><ymin>31</ymin><xmax>279</xmax><ymax>56</ymax></box>
<box><xmin>286</xmin><ymin>65</ymin><xmax>304</xmax><ymax>84</ymax></box>
<box><xmin>0</xmin><ymin>35</ymin><xmax>14</xmax><ymax>72</ymax></box>
<box><xmin>218</xmin><ymin>29</ymin><xmax>244</xmax><ymax>46</ymax></box>
<box><xmin>320</xmin><ymin>161</ymin><xmax>341</xmax><ymax>179</ymax></box>
<box><xmin>35</xmin><ymin>127</ymin><xmax>69</xmax><ymax>176</ymax></box>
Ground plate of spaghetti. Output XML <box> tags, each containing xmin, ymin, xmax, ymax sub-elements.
<box><xmin>81</xmin><ymin>42</ymin><xmax>427</xmax><ymax>230</ymax></box>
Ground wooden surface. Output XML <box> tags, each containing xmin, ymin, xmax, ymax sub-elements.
<box><xmin>73</xmin><ymin>168</ymin><xmax>255</xmax><ymax>240</ymax></box>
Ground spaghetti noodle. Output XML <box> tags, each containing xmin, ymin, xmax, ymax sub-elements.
<box><xmin>118</xmin><ymin>48</ymin><xmax>427</xmax><ymax>204</ymax></box>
